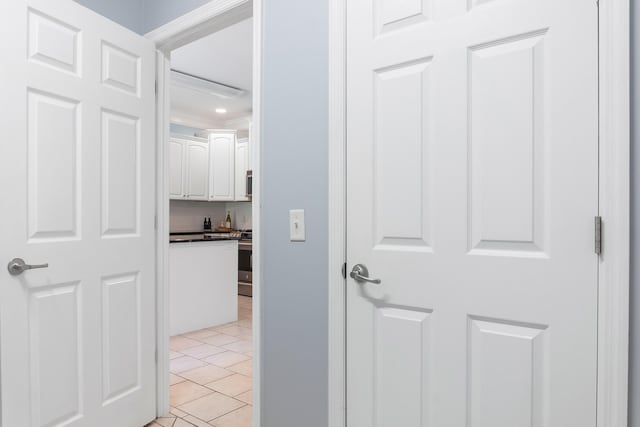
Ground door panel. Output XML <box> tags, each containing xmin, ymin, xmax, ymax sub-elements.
<box><xmin>373</xmin><ymin>58</ymin><xmax>432</xmax><ymax>249</ymax></box>
<box><xmin>376</xmin><ymin>0</ymin><xmax>430</xmax><ymax>35</ymax></box>
<box><xmin>101</xmin><ymin>273</ymin><xmax>141</xmax><ymax>404</ymax></box>
<box><xmin>101</xmin><ymin>110</ymin><xmax>140</xmax><ymax>237</ymax></box>
<box><xmin>101</xmin><ymin>42</ymin><xmax>141</xmax><ymax>96</ymax></box>
<box><xmin>28</xmin><ymin>8</ymin><xmax>81</xmax><ymax>75</ymax></box>
<box><xmin>375</xmin><ymin>307</ymin><xmax>432</xmax><ymax>427</ymax></box>
<box><xmin>30</xmin><ymin>282</ymin><xmax>82</xmax><ymax>427</ymax></box>
<box><xmin>0</xmin><ymin>0</ymin><xmax>156</xmax><ymax>426</ymax></box>
<box><xmin>27</xmin><ymin>89</ymin><xmax>80</xmax><ymax>241</ymax></box>
<box><xmin>468</xmin><ymin>317</ymin><xmax>546</xmax><ymax>427</ymax></box>
<box><xmin>468</xmin><ymin>31</ymin><xmax>547</xmax><ymax>255</ymax></box>
<box><xmin>347</xmin><ymin>0</ymin><xmax>598</xmax><ymax>426</ymax></box>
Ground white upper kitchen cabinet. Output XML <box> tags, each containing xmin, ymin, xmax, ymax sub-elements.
<box><xmin>235</xmin><ymin>137</ymin><xmax>250</xmax><ymax>201</ymax></box>
<box><xmin>208</xmin><ymin>130</ymin><xmax>236</xmax><ymax>201</ymax></box>
<box><xmin>170</xmin><ymin>135</ymin><xmax>209</xmax><ymax>200</ymax></box>
<box><xmin>169</xmin><ymin>138</ymin><xmax>186</xmax><ymax>199</ymax></box>
<box><xmin>185</xmin><ymin>139</ymin><xmax>209</xmax><ymax>200</ymax></box>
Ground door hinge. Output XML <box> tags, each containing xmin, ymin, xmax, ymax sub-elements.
<box><xmin>155</xmin><ymin>79</ymin><xmax>158</xmax><ymax>95</ymax></box>
<box><xmin>155</xmin><ymin>349</ymin><xmax>158</xmax><ymax>364</ymax></box>
<box><xmin>342</xmin><ymin>262</ymin><xmax>347</xmax><ymax>279</ymax></box>
<box><xmin>154</xmin><ymin>215</ymin><xmax>158</xmax><ymax>230</ymax></box>
<box><xmin>594</xmin><ymin>216</ymin><xmax>602</xmax><ymax>255</ymax></box>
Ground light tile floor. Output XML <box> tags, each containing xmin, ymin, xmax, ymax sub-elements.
<box><xmin>147</xmin><ymin>296</ymin><xmax>253</xmax><ymax>427</ymax></box>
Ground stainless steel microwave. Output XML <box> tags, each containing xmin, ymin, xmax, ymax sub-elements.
<box><xmin>246</xmin><ymin>170</ymin><xmax>253</xmax><ymax>199</ymax></box>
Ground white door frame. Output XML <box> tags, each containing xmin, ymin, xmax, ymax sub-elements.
<box><xmin>327</xmin><ymin>1</ymin><xmax>631</xmax><ymax>426</ymax></box>
<box><xmin>145</xmin><ymin>0</ymin><xmax>262</xmax><ymax>423</ymax></box>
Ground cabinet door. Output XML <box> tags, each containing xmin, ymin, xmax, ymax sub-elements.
<box><xmin>185</xmin><ymin>141</ymin><xmax>209</xmax><ymax>200</ymax></box>
<box><xmin>209</xmin><ymin>132</ymin><xmax>236</xmax><ymax>201</ymax></box>
<box><xmin>169</xmin><ymin>138</ymin><xmax>186</xmax><ymax>199</ymax></box>
<box><xmin>235</xmin><ymin>139</ymin><xmax>250</xmax><ymax>201</ymax></box>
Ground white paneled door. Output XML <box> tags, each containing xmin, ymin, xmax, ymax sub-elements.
<box><xmin>346</xmin><ymin>0</ymin><xmax>598</xmax><ymax>426</ymax></box>
<box><xmin>0</xmin><ymin>1</ymin><xmax>156</xmax><ymax>426</ymax></box>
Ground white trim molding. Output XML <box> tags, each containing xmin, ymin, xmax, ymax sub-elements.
<box><xmin>250</xmin><ymin>0</ymin><xmax>263</xmax><ymax>423</ymax></box>
<box><xmin>327</xmin><ymin>0</ymin><xmax>346</xmax><ymax>425</ymax></box>
<box><xmin>154</xmin><ymin>49</ymin><xmax>172</xmax><ymax>417</ymax></box>
<box><xmin>326</xmin><ymin>1</ymin><xmax>631</xmax><ymax>427</ymax></box>
<box><xmin>145</xmin><ymin>0</ymin><xmax>252</xmax><ymax>52</ymax></box>
<box><xmin>597</xmin><ymin>1</ymin><xmax>630</xmax><ymax>426</ymax></box>
<box><xmin>147</xmin><ymin>2</ymin><xmax>262</xmax><ymax>425</ymax></box>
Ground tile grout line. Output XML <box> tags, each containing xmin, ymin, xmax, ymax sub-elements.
<box><xmin>165</xmin><ymin>297</ymin><xmax>254</xmax><ymax>427</ymax></box>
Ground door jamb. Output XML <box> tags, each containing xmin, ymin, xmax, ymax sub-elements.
<box><xmin>596</xmin><ymin>1</ymin><xmax>630</xmax><ymax>426</ymax></box>
<box><xmin>326</xmin><ymin>1</ymin><xmax>631</xmax><ymax>426</ymax></box>
<box><xmin>327</xmin><ymin>0</ymin><xmax>347</xmax><ymax>426</ymax></box>
<box><xmin>146</xmin><ymin>1</ymin><xmax>262</xmax><ymax>424</ymax></box>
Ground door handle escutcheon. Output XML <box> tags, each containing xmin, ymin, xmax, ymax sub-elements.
<box><xmin>350</xmin><ymin>264</ymin><xmax>381</xmax><ymax>284</ymax></box>
<box><xmin>7</xmin><ymin>258</ymin><xmax>49</xmax><ymax>276</ymax></box>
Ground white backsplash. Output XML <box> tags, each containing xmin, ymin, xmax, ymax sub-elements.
<box><xmin>170</xmin><ymin>200</ymin><xmax>252</xmax><ymax>232</ymax></box>
<box><xmin>170</xmin><ymin>201</ymin><xmax>225</xmax><ymax>232</ymax></box>
<box><xmin>225</xmin><ymin>202</ymin><xmax>253</xmax><ymax>230</ymax></box>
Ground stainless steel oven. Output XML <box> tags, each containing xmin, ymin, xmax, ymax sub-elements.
<box><xmin>238</xmin><ymin>233</ymin><xmax>252</xmax><ymax>296</ymax></box>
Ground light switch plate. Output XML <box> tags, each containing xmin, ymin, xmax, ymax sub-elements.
<box><xmin>289</xmin><ymin>209</ymin><xmax>305</xmax><ymax>242</ymax></box>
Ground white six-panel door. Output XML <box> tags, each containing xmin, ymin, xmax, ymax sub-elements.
<box><xmin>346</xmin><ymin>0</ymin><xmax>599</xmax><ymax>426</ymax></box>
<box><xmin>0</xmin><ymin>0</ymin><xmax>157</xmax><ymax>425</ymax></box>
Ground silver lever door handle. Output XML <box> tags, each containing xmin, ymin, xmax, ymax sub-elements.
<box><xmin>350</xmin><ymin>264</ymin><xmax>381</xmax><ymax>284</ymax></box>
<box><xmin>7</xmin><ymin>258</ymin><xmax>49</xmax><ymax>276</ymax></box>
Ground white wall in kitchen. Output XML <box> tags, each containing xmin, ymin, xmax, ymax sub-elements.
<box><xmin>170</xmin><ymin>200</ymin><xmax>226</xmax><ymax>232</ymax></box>
<box><xmin>226</xmin><ymin>201</ymin><xmax>252</xmax><ymax>230</ymax></box>
<box><xmin>170</xmin><ymin>200</ymin><xmax>252</xmax><ymax>232</ymax></box>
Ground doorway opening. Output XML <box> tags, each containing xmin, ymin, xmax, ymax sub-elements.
<box><xmin>148</xmin><ymin>1</ymin><xmax>260</xmax><ymax>425</ymax></box>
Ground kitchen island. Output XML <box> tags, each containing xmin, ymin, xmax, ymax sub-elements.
<box><xmin>169</xmin><ymin>236</ymin><xmax>238</xmax><ymax>336</ymax></box>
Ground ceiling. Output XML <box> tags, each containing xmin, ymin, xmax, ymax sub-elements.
<box><xmin>170</xmin><ymin>18</ymin><xmax>253</xmax><ymax>128</ymax></box>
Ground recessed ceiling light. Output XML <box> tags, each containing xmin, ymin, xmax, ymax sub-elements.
<box><xmin>216</xmin><ymin>108</ymin><xmax>227</xmax><ymax>114</ymax></box>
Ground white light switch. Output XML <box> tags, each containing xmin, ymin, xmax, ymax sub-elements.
<box><xmin>289</xmin><ymin>209</ymin><xmax>305</xmax><ymax>242</ymax></box>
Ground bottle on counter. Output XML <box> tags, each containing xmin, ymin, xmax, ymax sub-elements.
<box><xmin>225</xmin><ymin>211</ymin><xmax>232</xmax><ymax>229</ymax></box>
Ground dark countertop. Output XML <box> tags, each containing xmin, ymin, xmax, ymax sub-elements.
<box><xmin>169</xmin><ymin>231</ymin><xmax>241</xmax><ymax>244</ymax></box>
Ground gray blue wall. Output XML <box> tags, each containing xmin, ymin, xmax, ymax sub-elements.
<box><xmin>141</xmin><ymin>0</ymin><xmax>211</xmax><ymax>33</ymax></box>
<box><xmin>630</xmin><ymin>1</ymin><xmax>638</xmax><ymax>425</ymax></box>
<box><xmin>260</xmin><ymin>1</ymin><xmax>328</xmax><ymax>425</ymax></box>
<box><xmin>74</xmin><ymin>0</ymin><xmax>145</xmax><ymax>34</ymax></box>
<box><xmin>75</xmin><ymin>0</ymin><xmax>211</xmax><ymax>34</ymax></box>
